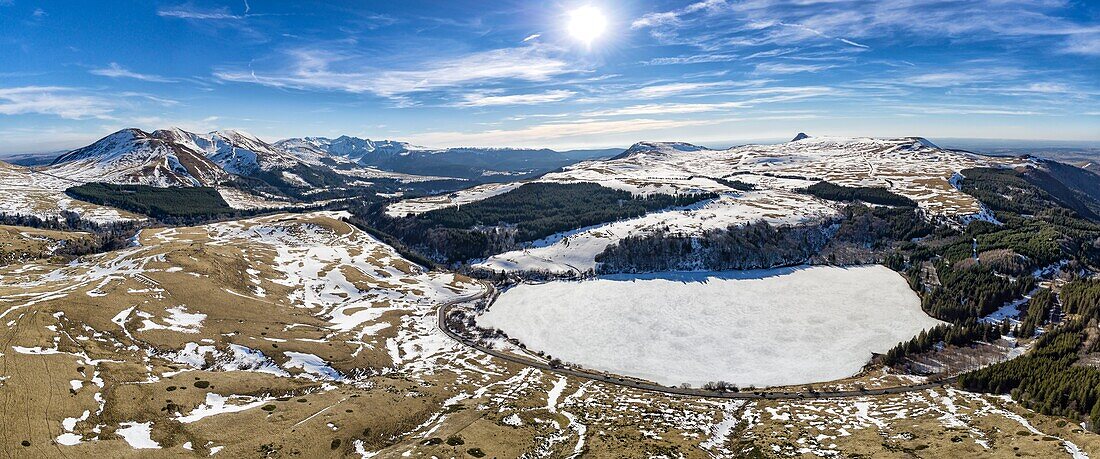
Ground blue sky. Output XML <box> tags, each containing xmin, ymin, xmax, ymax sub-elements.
<box><xmin>0</xmin><ymin>0</ymin><xmax>1098</xmax><ymax>153</ymax></box>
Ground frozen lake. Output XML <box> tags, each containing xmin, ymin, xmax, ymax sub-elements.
<box><xmin>477</xmin><ymin>265</ymin><xmax>941</xmax><ymax>387</ymax></box>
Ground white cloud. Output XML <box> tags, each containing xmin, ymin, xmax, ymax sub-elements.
<box><xmin>643</xmin><ymin>54</ymin><xmax>738</xmax><ymax>65</ymax></box>
<box><xmin>0</xmin><ymin>127</ymin><xmax>109</xmax><ymax>155</ymax></box>
<box><xmin>119</xmin><ymin>92</ymin><xmax>180</xmax><ymax>106</ymax></box>
<box><xmin>744</xmin><ymin>48</ymin><xmax>798</xmax><ymax>60</ymax></box>
<box><xmin>405</xmin><ymin>118</ymin><xmax>720</xmax><ymax>147</ymax></box>
<box><xmin>626</xmin><ymin>81</ymin><xmax>742</xmax><ymax>99</ymax></box>
<box><xmin>523</xmin><ymin>33</ymin><xmax>541</xmax><ymax>42</ymax></box>
<box><xmin>893</xmin><ymin>105</ymin><xmax>1043</xmax><ymax>116</ymax></box>
<box><xmin>837</xmin><ymin>38</ymin><xmax>868</xmax><ymax>48</ymax></box>
<box><xmin>90</xmin><ymin>63</ymin><xmax>176</xmax><ymax>83</ymax></box>
<box><xmin>631</xmin><ymin>0</ymin><xmax>726</xmax><ymax>29</ymax></box>
<box><xmin>126</xmin><ymin>115</ymin><xmax>221</xmax><ymax>133</ymax></box>
<box><xmin>214</xmin><ymin>45</ymin><xmax>576</xmax><ymax>99</ymax></box>
<box><xmin>1019</xmin><ymin>82</ymin><xmax>1072</xmax><ymax>94</ymax></box>
<box><xmin>630</xmin><ymin>0</ymin><xmax>1098</xmax><ymax>61</ymax></box>
<box><xmin>1063</xmin><ymin>34</ymin><xmax>1100</xmax><ymax>56</ymax></box>
<box><xmin>901</xmin><ymin>72</ymin><xmax>975</xmax><ymax>87</ymax></box>
<box><xmin>583</xmin><ymin>102</ymin><xmax>750</xmax><ymax>117</ymax></box>
<box><xmin>455</xmin><ymin>90</ymin><xmax>575</xmax><ymax>107</ymax></box>
<box><xmin>582</xmin><ymin>87</ymin><xmax>834</xmax><ymax>117</ymax></box>
<box><xmin>0</xmin><ymin>86</ymin><xmax>114</xmax><ymax>120</ymax></box>
<box><xmin>754</xmin><ymin>62</ymin><xmax>836</xmax><ymax>74</ymax></box>
<box><xmin>157</xmin><ymin>5</ymin><xmax>241</xmax><ymax>20</ymax></box>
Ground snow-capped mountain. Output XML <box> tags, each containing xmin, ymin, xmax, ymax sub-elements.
<box><xmin>277</xmin><ymin>135</ymin><xmax>618</xmax><ymax>180</ymax></box>
<box><xmin>611</xmin><ymin>141</ymin><xmax>707</xmax><ymax>160</ymax></box>
<box><xmin>143</xmin><ymin>128</ymin><xmax>300</xmax><ymax>175</ymax></box>
<box><xmin>49</xmin><ymin>128</ymin><xmax>228</xmax><ymax>187</ymax></box>
<box><xmin>38</xmin><ymin>128</ymin><xmax>618</xmax><ymax>197</ymax></box>
<box><xmin>47</xmin><ymin>128</ymin><xmax>318</xmax><ymax>189</ymax></box>
<box><xmin>275</xmin><ymin>136</ymin><xmax>414</xmax><ymax>165</ymax></box>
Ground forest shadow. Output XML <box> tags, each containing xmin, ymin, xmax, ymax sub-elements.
<box><xmin>593</xmin><ymin>264</ymin><xmax>871</xmax><ymax>284</ymax></box>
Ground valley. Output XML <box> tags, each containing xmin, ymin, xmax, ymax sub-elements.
<box><xmin>5</xmin><ymin>1</ymin><xmax>1098</xmax><ymax>456</ymax></box>
<box><xmin>0</xmin><ymin>132</ymin><xmax>1098</xmax><ymax>458</ymax></box>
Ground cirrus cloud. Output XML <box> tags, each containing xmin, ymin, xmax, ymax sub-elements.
<box><xmin>0</xmin><ymin>86</ymin><xmax>115</xmax><ymax>119</ymax></box>
<box><xmin>90</xmin><ymin>63</ymin><xmax>177</xmax><ymax>83</ymax></box>
<box><xmin>455</xmin><ymin>90</ymin><xmax>576</xmax><ymax>107</ymax></box>
<box><xmin>214</xmin><ymin>45</ymin><xmax>577</xmax><ymax>101</ymax></box>
<box><xmin>404</xmin><ymin>118</ymin><xmax>721</xmax><ymax>148</ymax></box>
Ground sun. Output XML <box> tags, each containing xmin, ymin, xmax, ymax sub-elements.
<box><xmin>567</xmin><ymin>6</ymin><xmax>607</xmax><ymax>47</ymax></box>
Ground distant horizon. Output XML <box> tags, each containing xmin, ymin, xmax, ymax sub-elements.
<box><xmin>3</xmin><ymin>129</ymin><xmax>1099</xmax><ymax>160</ymax></box>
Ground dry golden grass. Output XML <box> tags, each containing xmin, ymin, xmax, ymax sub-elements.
<box><xmin>0</xmin><ymin>225</ymin><xmax>93</xmax><ymax>264</ymax></box>
<box><xmin>2</xmin><ymin>212</ymin><xmax>1097</xmax><ymax>458</ymax></box>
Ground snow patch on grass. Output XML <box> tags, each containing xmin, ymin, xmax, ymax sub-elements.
<box><xmin>283</xmin><ymin>351</ymin><xmax>345</xmax><ymax>381</ymax></box>
<box><xmin>177</xmin><ymin>393</ymin><xmax>273</xmax><ymax>423</ymax></box>
<box><xmin>116</xmin><ymin>421</ymin><xmax>160</xmax><ymax>449</ymax></box>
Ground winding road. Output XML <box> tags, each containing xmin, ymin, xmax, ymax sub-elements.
<box><xmin>436</xmin><ymin>282</ymin><xmax>955</xmax><ymax>401</ymax></box>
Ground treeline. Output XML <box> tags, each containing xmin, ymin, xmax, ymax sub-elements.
<box><xmin>66</xmin><ymin>182</ymin><xmax>343</xmax><ymax>226</ymax></box>
<box><xmin>0</xmin><ymin>211</ymin><xmax>144</xmax><ymax>258</ymax></box>
<box><xmin>1019</xmin><ymin>288</ymin><xmax>1056</xmax><ymax>338</ymax></box>
<box><xmin>594</xmin><ymin>204</ymin><xmax>932</xmax><ymax>274</ymax></box>
<box><xmin>883</xmin><ymin>320</ymin><xmax>1008</xmax><ymax>367</ymax></box>
<box><xmin>830</xmin><ymin>205</ymin><xmax>933</xmax><ymax>245</ymax></box>
<box><xmin>956</xmin><ymin>166</ymin><xmax>1100</xmax><ymax>271</ymax></box>
<box><xmin>954</xmin><ymin>219</ymin><xmax>1067</xmax><ymax>267</ymax></box>
<box><xmin>870</xmin><ymin>162</ymin><xmax>1099</xmax><ymax>376</ymax></box>
<box><xmin>801</xmin><ymin>181</ymin><xmax>917</xmax><ymax>207</ymax></box>
<box><xmin>960</xmin><ymin>167</ymin><xmax>1100</xmax><ymax>221</ymax></box>
<box><xmin>67</xmin><ymin>183</ymin><xmax>235</xmax><ymax>218</ymax></box>
<box><xmin>594</xmin><ymin>219</ymin><xmax>835</xmax><ymax>273</ymax></box>
<box><xmin>350</xmin><ymin>183</ymin><xmax>714</xmax><ymax>263</ymax></box>
<box><xmin>879</xmin><ymin>162</ymin><xmax>1100</xmax><ymax>430</ymax></box>
<box><xmin>956</xmin><ymin>279</ymin><xmax>1100</xmax><ymax>430</ymax></box>
<box><xmin>915</xmin><ymin>267</ymin><xmax>1035</xmax><ymax>322</ymax></box>
<box><xmin>0</xmin><ymin>211</ymin><xmax>102</xmax><ymax>232</ymax></box>
<box><xmin>958</xmin><ymin>320</ymin><xmax>1100</xmax><ymax>430</ymax></box>
<box><xmin>814</xmin><ymin>205</ymin><xmax>934</xmax><ymax>265</ymax></box>
<box><xmin>712</xmin><ymin>177</ymin><xmax>756</xmax><ymax>191</ymax></box>
<box><xmin>342</xmin><ymin>215</ymin><xmax>438</xmax><ymax>270</ymax></box>
<box><xmin>420</xmin><ymin>182</ymin><xmax>714</xmax><ymax>242</ymax></box>
<box><xmin>1062</xmin><ymin>279</ymin><xmax>1100</xmax><ymax>319</ymax></box>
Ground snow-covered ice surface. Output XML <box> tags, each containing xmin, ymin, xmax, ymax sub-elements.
<box><xmin>478</xmin><ymin>265</ymin><xmax>942</xmax><ymax>387</ymax></box>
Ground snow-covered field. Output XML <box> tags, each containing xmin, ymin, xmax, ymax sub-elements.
<box><xmin>475</xmin><ymin>190</ymin><xmax>836</xmax><ymax>274</ymax></box>
<box><xmin>398</xmin><ymin>135</ymin><xmax>1024</xmax><ymax>274</ymax></box>
<box><xmin>3</xmin><ymin>209</ymin><xmax>1092</xmax><ymax>457</ymax></box>
<box><xmin>477</xmin><ymin>265</ymin><xmax>942</xmax><ymax>387</ymax></box>
<box><xmin>536</xmin><ymin>136</ymin><xmax>1019</xmax><ymax>218</ymax></box>
<box><xmin>215</xmin><ymin>186</ymin><xmax>295</xmax><ymax>210</ymax></box>
<box><xmin>0</xmin><ymin>161</ymin><xmax>140</xmax><ymax>223</ymax></box>
<box><xmin>385</xmin><ymin>181</ymin><xmax>523</xmax><ymax>217</ymax></box>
